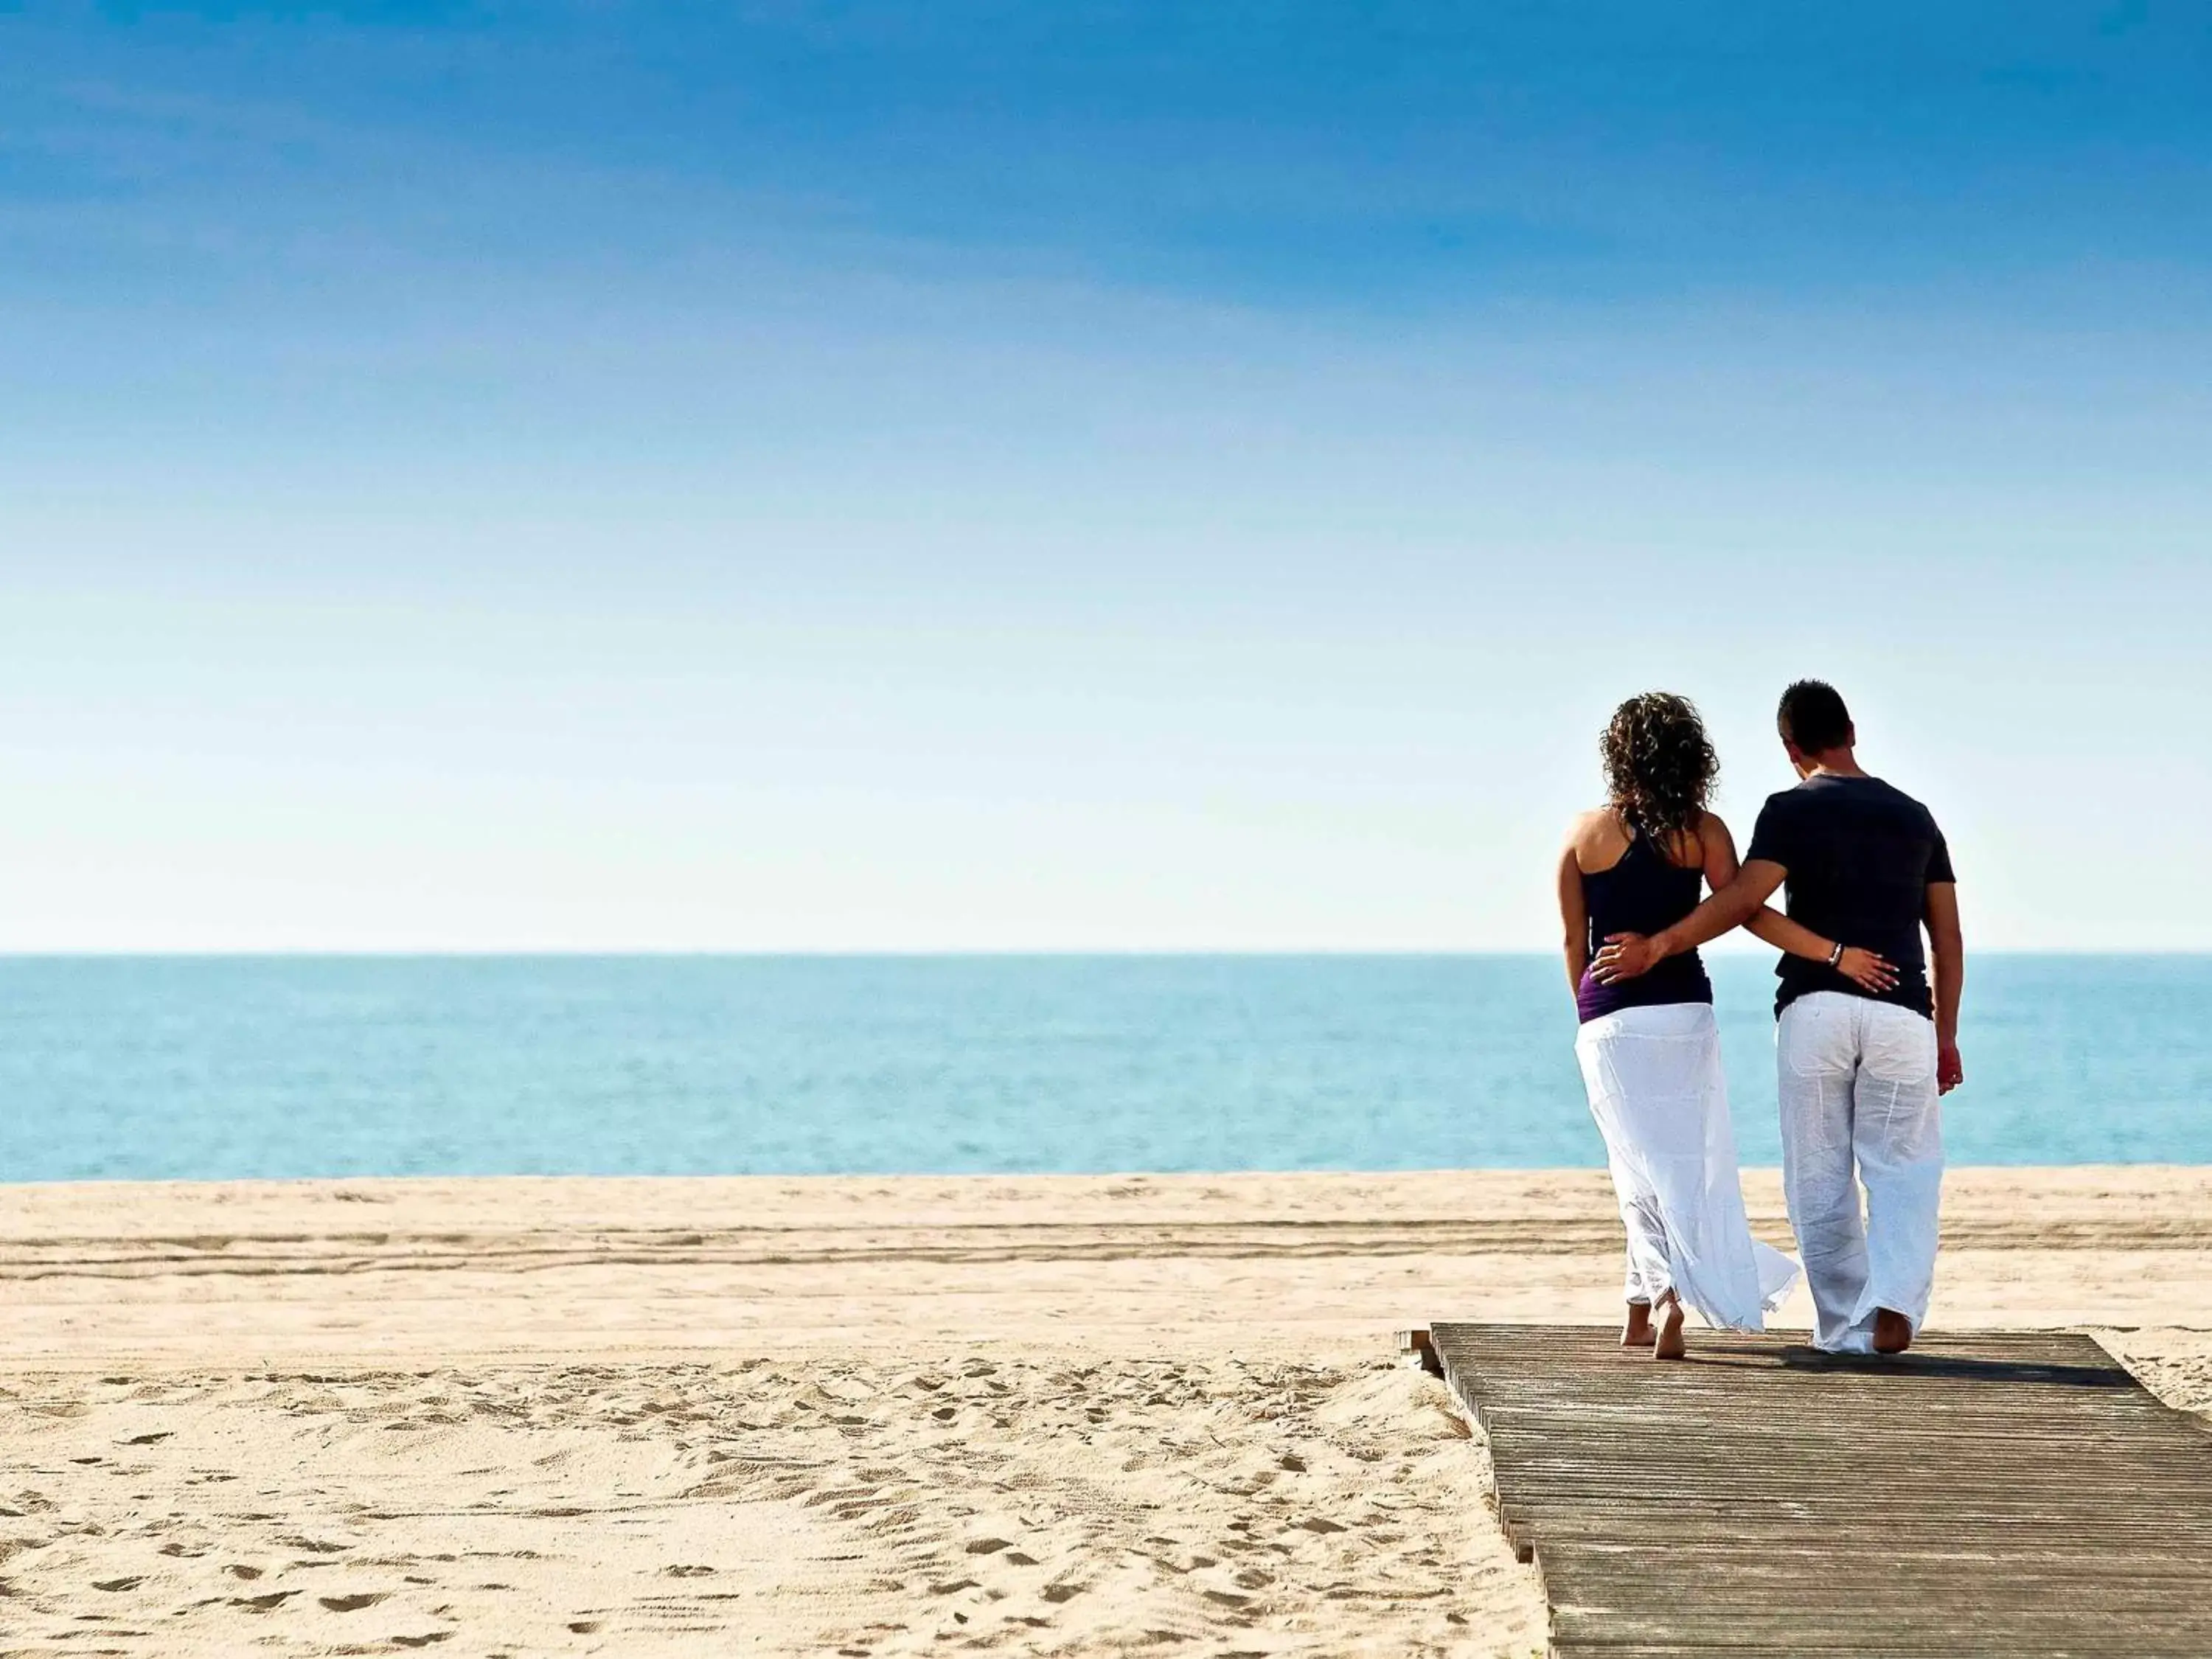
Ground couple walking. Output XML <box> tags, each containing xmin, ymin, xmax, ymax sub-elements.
<box><xmin>1559</xmin><ymin>680</ymin><xmax>1964</xmax><ymax>1360</ymax></box>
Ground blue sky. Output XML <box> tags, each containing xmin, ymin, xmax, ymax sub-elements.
<box><xmin>1</xmin><ymin>2</ymin><xmax>2208</xmax><ymax>949</ymax></box>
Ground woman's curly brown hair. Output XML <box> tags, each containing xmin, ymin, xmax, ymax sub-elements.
<box><xmin>1601</xmin><ymin>692</ymin><xmax>1718</xmax><ymax>849</ymax></box>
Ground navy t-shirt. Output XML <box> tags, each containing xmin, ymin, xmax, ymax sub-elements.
<box><xmin>1744</xmin><ymin>774</ymin><xmax>1955</xmax><ymax>1020</ymax></box>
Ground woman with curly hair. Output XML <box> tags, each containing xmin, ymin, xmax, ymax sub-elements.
<box><xmin>1557</xmin><ymin>693</ymin><xmax>1894</xmax><ymax>1358</ymax></box>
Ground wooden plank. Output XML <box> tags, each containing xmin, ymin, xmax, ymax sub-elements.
<box><xmin>1397</xmin><ymin>1325</ymin><xmax>1442</xmax><ymax>1375</ymax></box>
<box><xmin>1430</xmin><ymin>1323</ymin><xmax>2212</xmax><ymax>1655</ymax></box>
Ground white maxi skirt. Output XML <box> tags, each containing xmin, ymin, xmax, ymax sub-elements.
<box><xmin>1575</xmin><ymin>1002</ymin><xmax>1799</xmax><ymax>1331</ymax></box>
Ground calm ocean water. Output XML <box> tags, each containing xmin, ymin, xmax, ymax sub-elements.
<box><xmin>0</xmin><ymin>956</ymin><xmax>2205</xmax><ymax>1182</ymax></box>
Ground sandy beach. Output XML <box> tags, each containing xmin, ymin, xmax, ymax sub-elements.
<box><xmin>5</xmin><ymin>1167</ymin><xmax>2211</xmax><ymax>1656</ymax></box>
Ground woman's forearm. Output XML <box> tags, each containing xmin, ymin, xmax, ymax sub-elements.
<box><xmin>1744</xmin><ymin>905</ymin><xmax>1834</xmax><ymax>963</ymax></box>
<box><xmin>1648</xmin><ymin>865</ymin><xmax>1783</xmax><ymax>961</ymax></box>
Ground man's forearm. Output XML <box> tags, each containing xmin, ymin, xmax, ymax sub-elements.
<box><xmin>1932</xmin><ymin>944</ymin><xmax>1964</xmax><ymax>1044</ymax></box>
<box><xmin>1921</xmin><ymin>883</ymin><xmax>1964</xmax><ymax>1047</ymax></box>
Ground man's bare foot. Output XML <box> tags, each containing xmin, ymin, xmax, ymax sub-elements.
<box><xmin>1653</xmin><ymin>1294</ymin><xmax>1686</xmax><ymax>1361</ymax></box>
<box><xmin>1622</xmin><ymin>1303</ymin><xmax>1655</xmax><ymax>1348</ymax></box>
<box><xmin>1872</xmin><ymin>1308</ymin><xmax>1913</xmax><ymax>1354</ymax></box>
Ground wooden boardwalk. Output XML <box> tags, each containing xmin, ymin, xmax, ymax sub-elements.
<box><xmin>1429</xmin><ymin>1323</ymin><xmax>2212</xmax><ymax>1657</ymax></box>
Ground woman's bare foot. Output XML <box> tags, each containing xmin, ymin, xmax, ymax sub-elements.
<box><xmin>1653</xmin><ymin>1293</ymin><xmax>1686</xmax><ymax>1361</ymax></box>
<box><xmin>1872</xmin><ymin>1307</ymin><xmax>1913</xmax><ymax>1354</ymax></box>
<box><xmin>1622</xmin><ymin>1301</ymin><xmax>1655</xmax><ymax>1348</ymax></box>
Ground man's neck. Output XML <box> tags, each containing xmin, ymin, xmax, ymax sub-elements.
<box><xmin>1806</xmin><ymin>748</ymin><xmax>1868</xmax><ymax>779</ymax></box>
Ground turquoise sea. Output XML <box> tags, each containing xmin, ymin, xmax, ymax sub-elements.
<box><xmin>0</xmin><ymin>956</ymin><xmax>2205</xmax><ymax>1182</ymax></box>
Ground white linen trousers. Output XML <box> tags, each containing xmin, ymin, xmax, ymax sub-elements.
<box><xmin>1775</xmin><ymin>990</ymin><xmax>1944</xmax><ymax>1353</ymax></box>
<box><xmin>1575</xmin><ymin>1001</ymin><xmax>1799</xmax><ymax>1331</ymax></box>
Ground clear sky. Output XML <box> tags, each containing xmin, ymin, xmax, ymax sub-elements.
<box><xmin>2</xmin><ymin>3</ymin><xmax>2208</xmax><ymax>950</ymax></box>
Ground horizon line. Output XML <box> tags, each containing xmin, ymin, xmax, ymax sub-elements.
<box><xmin>0</xmin><ymin>947</ymin><xmax>2203</xmax><ymax>961</ymax></box>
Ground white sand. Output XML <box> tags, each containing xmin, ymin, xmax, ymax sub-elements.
<box><xmin>4</xmin><ymin>1168</ymin><xmax>2209</xmax><ymax>1655</ymax></box>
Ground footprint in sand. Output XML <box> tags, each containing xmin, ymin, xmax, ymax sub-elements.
<box><xmin>319</xmin><ymin>1592</ymin><xmax>387</xmax><ymax>1612</ymax></box>
<box><xmin>281</xmin><ymin>1535</ymin><xmax>352</xmax><ymax>1554</ymax></box>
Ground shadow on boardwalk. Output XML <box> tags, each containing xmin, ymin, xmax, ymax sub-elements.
<box><xmin>1768</xmin><ymin>1346</ymin><xmax>2134</xmax><ymax>1388</ymax></box>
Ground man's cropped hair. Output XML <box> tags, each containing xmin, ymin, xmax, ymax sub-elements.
<box><xmin>1777</xmin><ymin>680</ymin><xmax>1853</xmax><ymax>754</ymax></box>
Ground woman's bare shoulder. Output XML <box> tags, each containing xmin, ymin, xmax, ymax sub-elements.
<box><xmin>1565</xmin><ymin>807</ymin><xmax>1626</xmax><ymax>869</ymax></box>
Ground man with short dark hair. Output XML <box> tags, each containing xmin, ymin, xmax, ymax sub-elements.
<box><xmin>1591</xmin><ymin>681</ymin><xmax>1963</xmax><ymax>1354</ymax></box>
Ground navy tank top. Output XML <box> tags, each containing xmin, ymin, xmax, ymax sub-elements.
<box><xmin>1576</xmin><ymin>827</ymin><xmax>1714</xmax><ymax>1024</ymax></box>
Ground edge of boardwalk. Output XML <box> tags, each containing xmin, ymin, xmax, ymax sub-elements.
<box><xmin>1427</xmin><ymin>1323</ymin><xmax>2212</xmax><ymax>1658</ymax></box>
